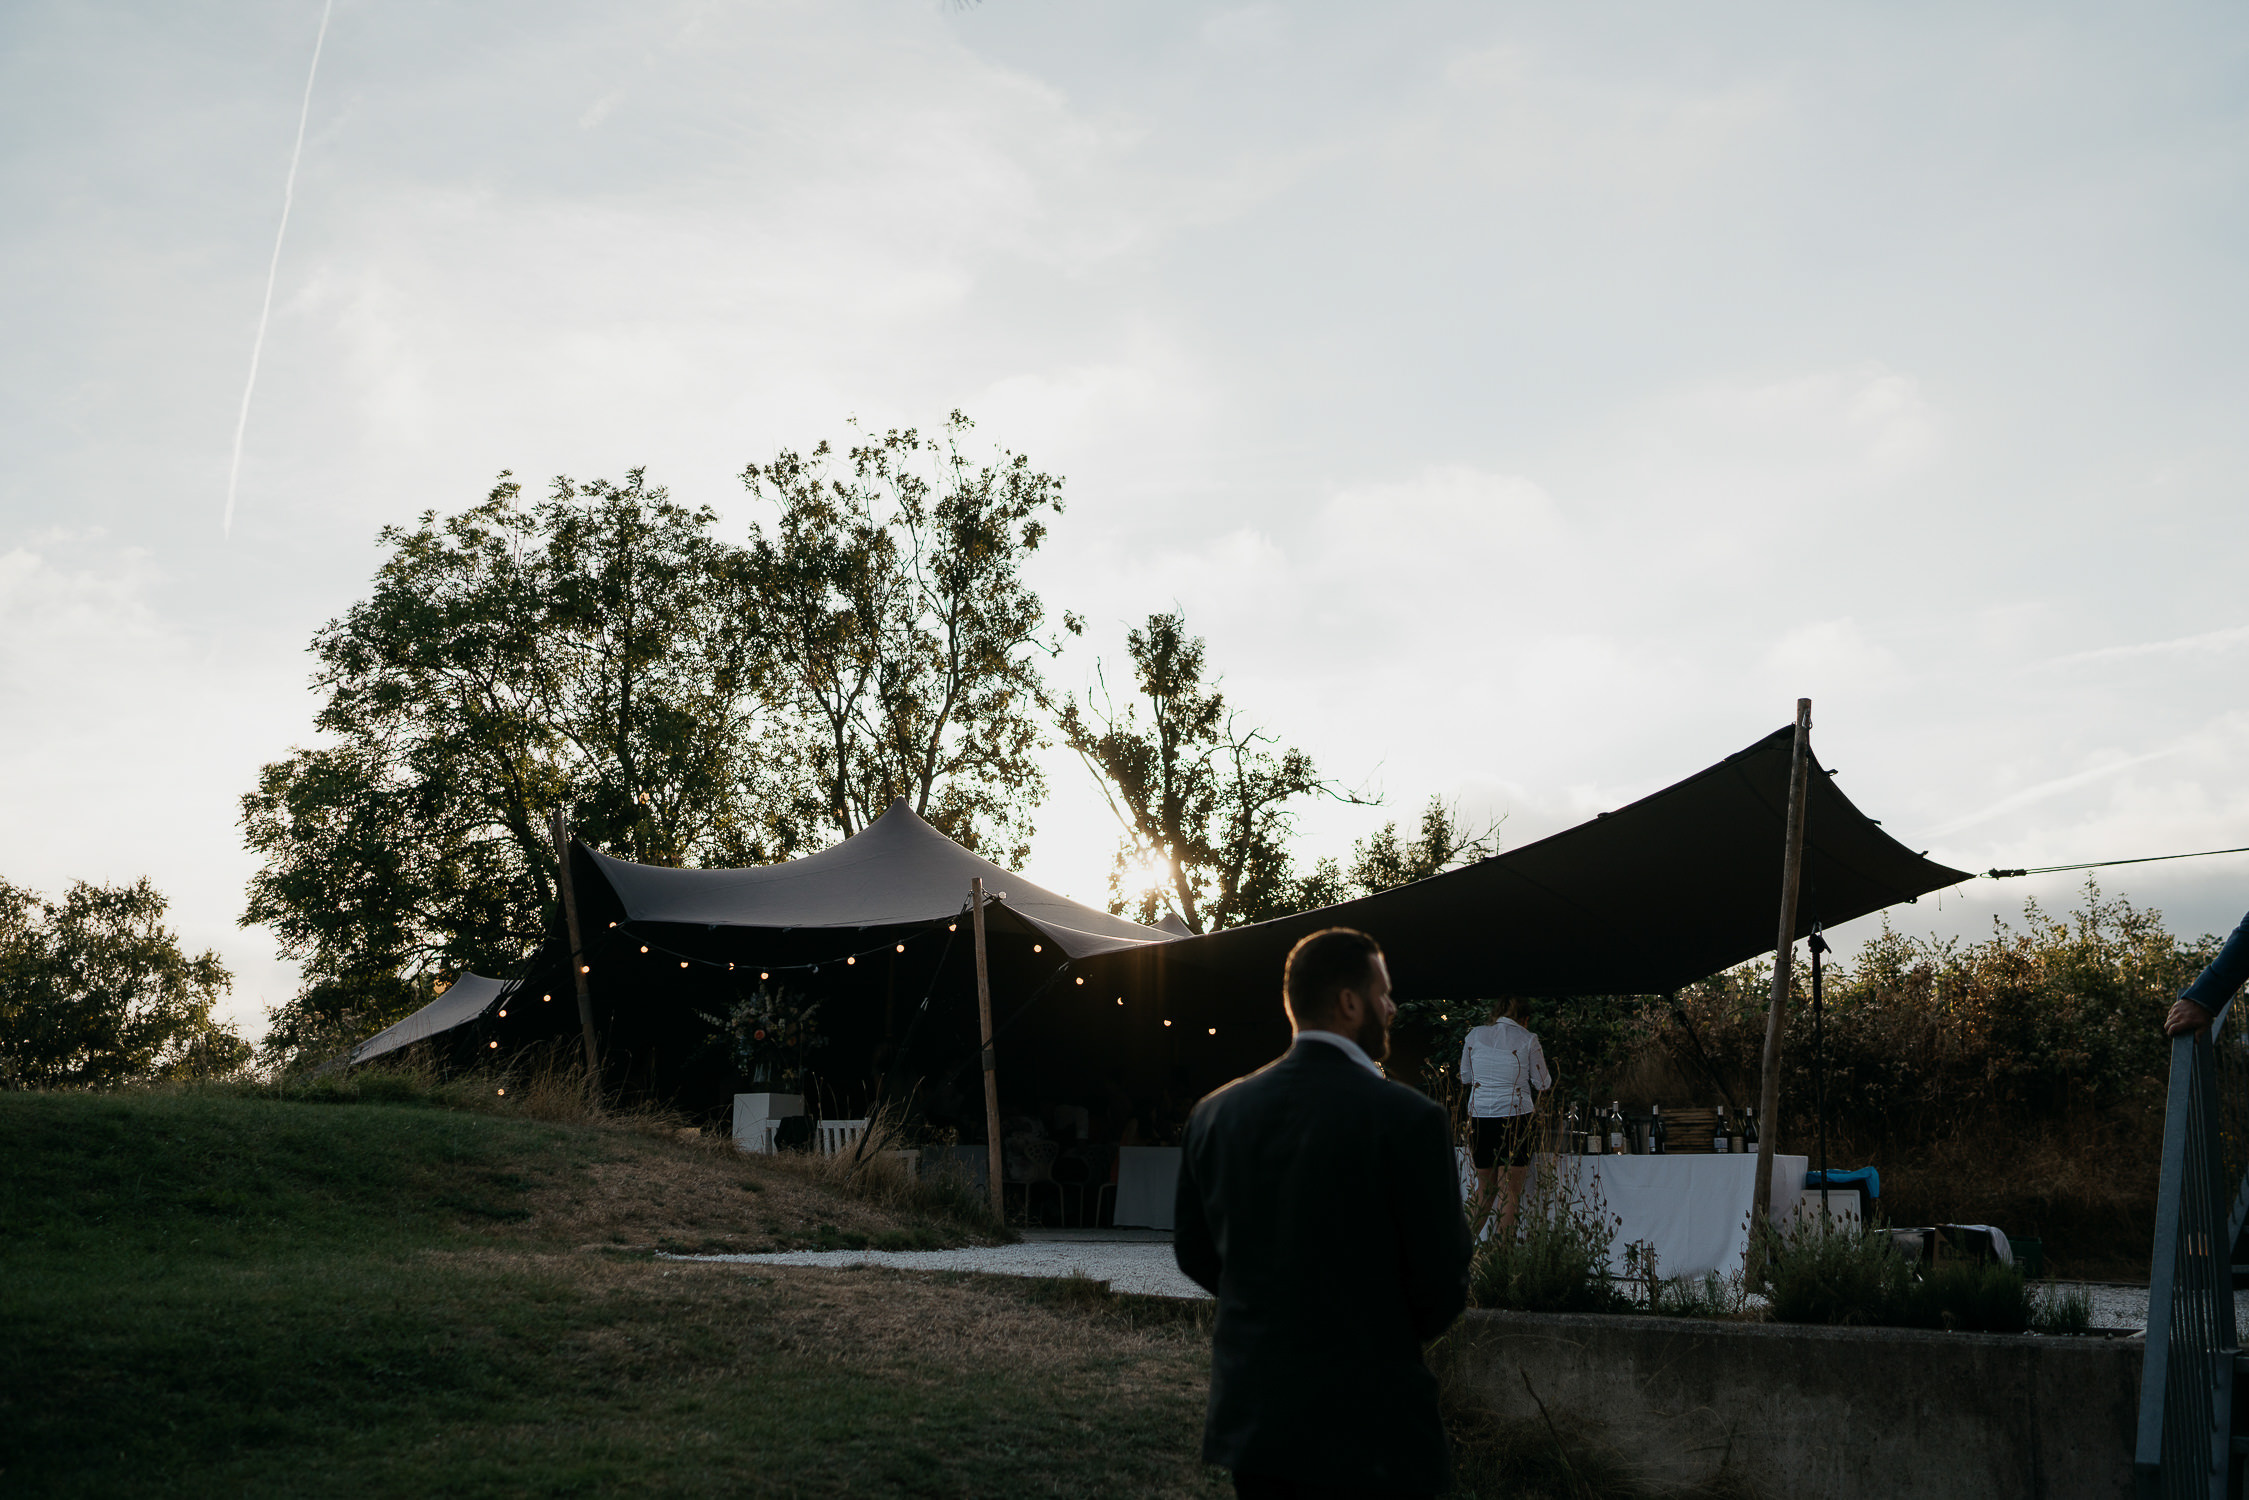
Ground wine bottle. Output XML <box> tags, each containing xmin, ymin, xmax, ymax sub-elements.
<box><xmin>1711</xmin><ymin>1106</ymin><xmax>1730</xmax><ymax>1155</ymax></box>
<box><xmin>1566</xmin><ymin>1101</ymin><xmax>1582</xmax><ymax>1155</ymax></box>
<box><xmin>1586</xmin><ymin>1101</ymin><xmax>1605</xmax><ymax>1155</ymax></box>
<box><xmin>1606</xmin><ymin>1101</ymin><xmax>1626</xmax><ymax>1155</ymax></box>
<box><xmin>1741</xmin><ymin>1106</ymin><xmax>1759</xmax><ymax>1151</ymax></box>
<box><xmin>1650</xmin><ymin>1103</ymin><xmax>1667</xmax><ymax>1155</ymax></box>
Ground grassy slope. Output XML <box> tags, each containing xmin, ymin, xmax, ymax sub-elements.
<box><xmin>1</xmin><ymin>1090</ymin><xmax>1226</xmax><ymax>1499</ymax></box>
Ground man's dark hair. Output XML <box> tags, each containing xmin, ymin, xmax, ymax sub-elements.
<box><xmin>1284</xmin><ymin>927</ymin><xmax>1384</xmax><ymax>1029</ymax></box>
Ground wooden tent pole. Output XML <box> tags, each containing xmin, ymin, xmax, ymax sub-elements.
<box><xmin>548</xmin><ymin>807</ymin><xmax>603</xmax><ymax>1093</ymax></box>
<box><xmin>1752</xmin><ymin>699</ymin><xmax>1813</xmax><ymax>1238</ymax></box>
<box><xmin>971</xmin><ymin>877</ymin><xmax>1005</xmax><ymax>1221</ymax></box>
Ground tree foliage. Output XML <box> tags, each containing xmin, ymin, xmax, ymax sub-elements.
<box><xmin>1059</xmin><ymin>611</ymin><xmax>1372</xmax><ymax>932</ymax></box>
<box><xmin>740</xmin><ymin>413</ymin><xmax>1073</xmax><ymax>866</ymax></box>
<box><xmin>243</xmin><ymin>419</ymin><xmax>1071</xmax><ymax>1067</ymax></box>
<box><xmin>1661</xmin><ymin>881</ymin><xmax>2217</xmax><ymax>1148</ymax></box>
<box><xmin>242</xmin><ymin>471</ymin><xmax>801</xmax><ymax>1067</ymax></box>
<box><xmin>0</xmin><ymin>877</ymin><xmax>247</xmax><ymax>1089</ymax></box>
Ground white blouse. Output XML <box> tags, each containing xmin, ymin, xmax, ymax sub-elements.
<box><xmin>1460</xmin><ymin>1019</ymin><xmax>1551</xmax><ymax>1119</ymax></box>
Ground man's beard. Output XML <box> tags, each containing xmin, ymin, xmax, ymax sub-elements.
<box><xmin>1354</xmin><ymin>1005</ymin><xmax>1391</xmax><ymax>1063</ymax></box>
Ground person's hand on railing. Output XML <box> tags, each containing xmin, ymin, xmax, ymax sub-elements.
<box><xmin>2165</xmin><ymin>998</ymin><xmax>2214</xmax><ymax>1039</ymax></box>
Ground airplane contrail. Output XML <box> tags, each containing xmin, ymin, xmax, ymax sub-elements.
<box><xmin>223</xmin><ymin>0</ymin><xmax>334</xmax><ymax>538</ymax></box>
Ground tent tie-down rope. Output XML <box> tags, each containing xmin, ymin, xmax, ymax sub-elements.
<box><xmin>1983</xmin><ymin>844</ymin><xmax>2249</xmax><ymax>880</ymax></box>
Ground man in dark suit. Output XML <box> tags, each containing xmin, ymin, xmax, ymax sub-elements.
<box><xmin>1173</xmin><ymin>927</ymin><xmax>1473</xmax><ymax>1500</ymax></box>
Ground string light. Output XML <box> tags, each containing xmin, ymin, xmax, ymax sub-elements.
<box><xmin>489</xmin><ymin>1041</ymin><xmax>499</xmax><ymax>1049</ymax></box>
<box><xmin>1032</xmin><ymin>944</ymin><xmax>1042</xmax><ymax>954</ymax></box>
<box><xmin>679</xmin><ymin>961</ymin><xmax>689</xmax><ymax>969</ymax></box>
<box><xmin>608</xmin><ymin>922</ymin><xmax>617</xmax><ymax>928</ymax></box>
<box><xmin>640</xmin><ymin>946</ymin><xmax>649</xmax><ymax>954</ymax></box>
<box><xmin>847</xmin><ymin>956</ymin><xmax>856</xmax><ymax>965</ymax></box>
<box><xmin>497</xmin><ymin>1088</ymin><xmax>506</xmax><ymax>1096</ymax></box>
<box><xmin>498</xmin><ymin>1009</ymin><xmax>507</xmax><ymax>1018</ymax></box>
<box><xmin>761</xmin><ymin>971</ymin><xmax>770</xmax><ymax>980</ymax></box>
<box><xmin>1208</xmin><ymin>1028</ymin><xmax>1216</xmax><ymax>1036</ymax></box>
<box><xmin>895</xmin><ymin>944</ymin><xmax>905</xmax><ymax>953</ymax></box>
<box><xmin>542</xmin><ymin>994</ymin><xmax>552</xmax><ymax>1002</ymax></box>
<box><xmin>949</xmin><ymin>924</ymin><xmax>957</xmax><ymax>932</ymax></box>
<box><xmin>1074</xmin><ymin>977</ymin><xmax>1084</xmax><ymax>985</ymax></box>
<box><xmin>1163</xmin><ymin>1020</ymin><xmax>1172</xmax><ymax>1028</ymax></box>
<box><xmin>1116</xmin><ymin>998</ymin><xmax>1123</xmax><ymax>1006</ymax></box>
<box><xmin>580</xmin><ymin>965</ymin><xmax>590</xmax><ymax>974</ymax></box>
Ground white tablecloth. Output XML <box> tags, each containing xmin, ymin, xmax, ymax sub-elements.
<box><xmin>1114</xmin><ymin>1146</ymin><xmax>1181</xmax><ymax>1229</ymax></box>
<box><xmin>1458</xmin><ymin>1147</ymin><xmax>1807</xmax><ymax>1280</ymax></box>
<box><xmin>1550</xmin><ymin>1152</ymin><xmax>1808</xmax><ymax>1280</ymax></box>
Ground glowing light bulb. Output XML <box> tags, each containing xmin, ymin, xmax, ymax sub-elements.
<box><xmin>608</xmin><ymin>921</ymin><xmax>617</xmax><ymax>928</ymax></box>
<box><xmin>1074</xmin><ymin>977</ymin><xmax>1084</xmax><ymax>985</ymax></box>
<box><xmin>1116</xmin><ymin>998</ymin><xmax>1123</xmax><ymax>1006</ymax></box>
<box><xmin>580</xmin><ymin>965</ymin><xmax>590</xmax><ymax>974</ymax></box>
<box><xmin>949</xmin><ymin>924</ymin><xmax>957</xmax><ymax>932</ymax></box>
<box><xmin>497</xmin><ymin>1088</ymin><xmax>506</xmax><ymax>1096</ymax></box>
<box><xmin>489</xmin><ymin>1041</ymin><xmax>499</xmax><ymax>1049</ymax></box>
<box><xmin>543</xmin><ymin>994</ymin><xmax>551</xmax><ymax>1001</ymax></box>
<box><xmin>640</xmin><ymin>945</ymin><xmax>649</xmax><ymax>954</ymax></box>
<box><xmin>761</xmin><ymin>971</ymin><xmax>770</xmax><ymax>980</ymax></box>
<box><xmin>1163</xmin><ymin>1020</ymin><xmax>1172</xmax><ymax>1028</ymax></box>
<box><xmin>498</xmin><ymin>1009</ymin><xmax>507</xmax><ymax>1018</ymax></box>
<box><xmin>679</xmin><ymin>961</ymin><xmax>689</xmax><ymax>969</ymax></box>
<box><xmin>1032</xmin><ymin>944</ymin><xmax>1042</xmax><ymax>953</ymax></box>
<box><xmin>896</xmin><ymin>944</ymin><xmax>905</xmax><ymax>953</ymax></box>
<box><xmin>1207</xmin><ymin>1028</ymin><xmax>1216</xmax><ymax>1036</ymax></box>
<box><xmin>847</xmin><ymin>956</ymin><xmax>856</xmax><ymax>966</ymax></box>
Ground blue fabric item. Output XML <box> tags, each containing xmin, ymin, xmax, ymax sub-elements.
<box><xmin>2181</xmin><ymin>910</ymin><xmax>2249</xmax><ymax>1011</ymax></box>
<box><xmin>1805</xmin><ymin>1167</ymin><xmax>1880</xmax><ymax>1201</ymax></box>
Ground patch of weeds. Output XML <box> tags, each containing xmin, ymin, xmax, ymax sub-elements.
<box><xmin>1469</xmin><ymin>1161</ymin><xmax>1630</xmax><ymax>1315</ymax></box>
<box><xmin>2031</xmin><ymin>1283</ymin><xmax>2095</xmax><ymax>1336</ymax></box>
<box><xmin>1905</xmin><ymin>1259</ymin><xmax>2031</xmax><ymax>1334</ymax></box>
<box><xmin>1761</xmin><ymin>1219</ymin><xmax>2034</xmax><ymax>1333</ymax></box>
<box><xmin>809</xmin><ymin>1223</ymin><xmax>872</xmax><ymax>1251</ymax></box>
<box><xmin>1760</xmin><ymin>1219</ymin><xmax>1913</xmax><ymax>1326</ymax></box>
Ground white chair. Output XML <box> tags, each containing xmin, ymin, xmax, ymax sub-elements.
<box><xmin>816</xmin><ymin>1118</ymin><xmax>867</xmax><ymax>1156</ymax></box>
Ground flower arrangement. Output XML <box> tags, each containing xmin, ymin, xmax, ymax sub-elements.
<box><xmin>726</xmin><ymin>986</ymin><xmax>825</xmax><ymax>1090</ymax></box>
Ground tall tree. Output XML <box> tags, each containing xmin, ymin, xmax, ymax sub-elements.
<box><xmin>242</xmin><ymin>472</ymin><xmax>801</xmax><ymax>1069</ymax></box>
<box><xmin>0</xmin><ymin>877</ymin><xmax>248</xmax><ymax>1089</ymax></box>
<box><xmin>1289</xmin><ymin>797</ymin><xmax>1501</xmax><ymax>911</ymax></box>
<box><xmin>740</xmin><ymin>412</ymin><xmax>1075</xmax><ymax>867</ymax></box>
<box><xmin>1059</xmin><ymin>611</ymin><xmax>1371</xmax><ymax>932</ymax></box>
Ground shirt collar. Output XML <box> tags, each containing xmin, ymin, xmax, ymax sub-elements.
<box><xmin>1293</xmin><ymin>1029</ymin><xmax>1384</xmax><ymax>1077</ymax></box>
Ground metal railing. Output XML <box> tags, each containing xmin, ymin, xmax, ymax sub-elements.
<box><xmin>2138</xmin><ymin>996</ymin><xmax>2249</xmax><ymax>1500</ymax></box>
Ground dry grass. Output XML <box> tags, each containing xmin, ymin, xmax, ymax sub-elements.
<box><xmin>1867</xmin><ymin>1109</ymin><xmax>2162</xmax><ymax>1281</ymax></box>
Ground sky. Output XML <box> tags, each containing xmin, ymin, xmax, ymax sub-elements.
<box><xmin>3</xmin><ymin>0</ymin><xmax>2247</xmax><ymax>1041</ymax></box>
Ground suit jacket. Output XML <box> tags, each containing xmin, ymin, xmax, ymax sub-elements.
<box><xmin>1173</xmin><ymin>1039</ymin><xmax>1472</xmax><ymax>1494</ymax></box>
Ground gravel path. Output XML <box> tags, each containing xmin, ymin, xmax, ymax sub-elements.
<box><xmin>659</xmin><ymin>1245</ymin><xmax>2187</xmax><ymax>1336</ymax></box>
<box><xmin>662</xmin><ymin>1235</ymin><xmax>1211</xmax><ymax>1300</ymax></box>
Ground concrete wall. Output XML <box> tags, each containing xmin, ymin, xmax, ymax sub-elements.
<box><xmin>1440</xmin><ymin>1308</ymin><xmax>2141</xmax><ymax>1500</ymax></box>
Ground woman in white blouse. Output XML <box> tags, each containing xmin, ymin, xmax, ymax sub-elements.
<box><xmin>1459</xmin><ymin>997</ymin><xmax>1552</xmax><ymax>1235</ymax></box>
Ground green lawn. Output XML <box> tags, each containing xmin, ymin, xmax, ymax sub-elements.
<box><xmin>1</xmin><ymin>1089</ymin><xmax>1226</xmax><ymax>1498</ymax></box>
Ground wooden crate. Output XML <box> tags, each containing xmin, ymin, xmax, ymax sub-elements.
<box><xmin>1659</xmin><ymin>1107</ymin><xmax>1718</xmax><ymax>1154</ymax></box>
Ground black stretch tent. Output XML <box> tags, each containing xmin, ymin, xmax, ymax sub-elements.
<box><xmin>581</xmin><ymin>798</ymin><xmax>1168</xmax><ymax>959</ymax></box>
<box><xmin>1055</xmin><ymin>723</ymin><xmax>1972</xmax><ymax>1093</ymax></box>
<box><xmin>351</xmin><ymin>725</ymin><xmax>1969</xmax><ymax>1115</ymax></box>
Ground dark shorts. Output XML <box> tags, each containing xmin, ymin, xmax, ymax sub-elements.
<box><xmin>1471</xmin><ymin>1113</ymin><xmax>1536</xmax><ymax>1169</ymax></box>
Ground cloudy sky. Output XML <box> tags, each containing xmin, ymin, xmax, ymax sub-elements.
<box><xmin>5</xmin><ymin>0</ymin><xmax>2246</xmax><ymax>1039</ymax></box>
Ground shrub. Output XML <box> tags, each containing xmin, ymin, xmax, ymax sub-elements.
<box><xmin>1468</xmin><ymin>1160</ymin><xmax>1629</xmax><ymax>1315</ymax></box>
<box><xmin>1904</xmin><ymin>1259</ymin><xmax>2032</xmax><ymax>1334</ymax></box>
<box><xmin>2031</xmin><ymin>1283</ymin><xmax>2095</xmax><ymax>1336</ymax></box>
<box><xmin>1761</xmin><ymin>1220</ymin><xmax>1913</xmax><ymax>1326</ymax></box>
